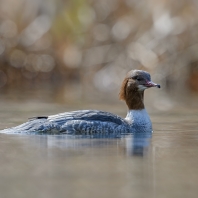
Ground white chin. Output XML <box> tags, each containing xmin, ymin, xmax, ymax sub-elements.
<box><xmin>138</xmin><ymin>85</ymin><xmax>148</xmax><ymax>91</ymax></box>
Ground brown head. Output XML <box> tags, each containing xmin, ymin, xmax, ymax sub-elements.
<box><xmin>119</xmin><ymin>70</ymin><xmax>160</xmax><ymax>110</ymax></box>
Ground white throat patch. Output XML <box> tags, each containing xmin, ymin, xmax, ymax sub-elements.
<box><xmin>137</xmin><ymin>85</ymin><xmax>148</xmax><ymax>91</ymax></box>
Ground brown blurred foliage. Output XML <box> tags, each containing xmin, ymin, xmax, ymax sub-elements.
<box><xmin>0</xmin><ymin>0</ymin><xmax>198</xmax><ymax>102</ymax></box>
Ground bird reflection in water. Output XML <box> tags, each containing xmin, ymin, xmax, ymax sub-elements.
<box><xmin>26</xmin><ymin>131</ymin><xmax>152</xmax><ymax>157</ymax></box>
<box><xmin>125</xmin><ymin>132</ymin><xmax>152</xmax><ymax>156</ymax></box>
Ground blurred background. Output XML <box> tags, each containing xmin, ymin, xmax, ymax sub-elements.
<box><xmin>0</xmin><ymin>2</ymin><xmax>198</xmax><ymax>197</ymax></box>
<box><xmin>0</xmin><ymin>0</ymin><xmax>198</xmax><ymax>109</ymax></box>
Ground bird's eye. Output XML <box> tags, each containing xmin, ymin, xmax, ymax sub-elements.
<box><xmin>132</xmin><ymin>76</ymin><xmax>141</xmax><ymax>81</ymax></box>
<box><xmin>136</xmin><ymin>77</ymin><xmax>141</xmax><ymax>81</ymax></box>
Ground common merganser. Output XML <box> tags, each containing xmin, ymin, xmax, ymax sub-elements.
<box><xmin>1</xmin><ymin>70</ymin><xmax>160</xmax><ymax>135</ymax></box>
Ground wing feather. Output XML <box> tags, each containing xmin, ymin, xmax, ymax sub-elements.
<box><xmin>48</xmin><ymin>110</ymin><xmax>126</xmax><ymax>125</ymax></box>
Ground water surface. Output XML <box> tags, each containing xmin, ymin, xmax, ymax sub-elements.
<box><xmin>0</xmin><ymin>100</ymin><xmax>198</xmax><ymax>198</ymax></box>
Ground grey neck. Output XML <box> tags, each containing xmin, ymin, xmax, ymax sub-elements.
<box><xmin>125</xmin><ymin>109</ymin><xmax>152</xmax><ymax>132</ymax></box>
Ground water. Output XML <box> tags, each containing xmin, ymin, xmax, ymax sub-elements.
<box><xmin>0</xmin><ymin>100</ymin><xmax>198</xmax><ymax>198</ymax></box>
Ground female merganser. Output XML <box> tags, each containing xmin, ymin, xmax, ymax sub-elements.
<box><xmin>1</xmin><ymin>70</ymin><xmax>160</xmax><ymax>135</ymax></box>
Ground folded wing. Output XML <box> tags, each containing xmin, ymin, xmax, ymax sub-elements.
<box><xmin>1</xmin><ymin>110</ymin><xmax>130</xmax><ymax>134</ymax></box>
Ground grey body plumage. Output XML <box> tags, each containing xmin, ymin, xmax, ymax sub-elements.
<box><xmin>1</xmin><ymin>110</ymin><xmax>131</xmax><ymax>134</ymax></box>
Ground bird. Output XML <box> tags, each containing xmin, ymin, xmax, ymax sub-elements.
<box><xmin>0</xmin><ymin>70</ymin><xmax>160</xmax><ymax>135</ymax></box>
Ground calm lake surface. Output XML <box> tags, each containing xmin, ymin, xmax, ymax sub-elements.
<box><xmin>0</xmin><ymin>99</ymin><xmax>198</xmax><ymax>198</ymax></box>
